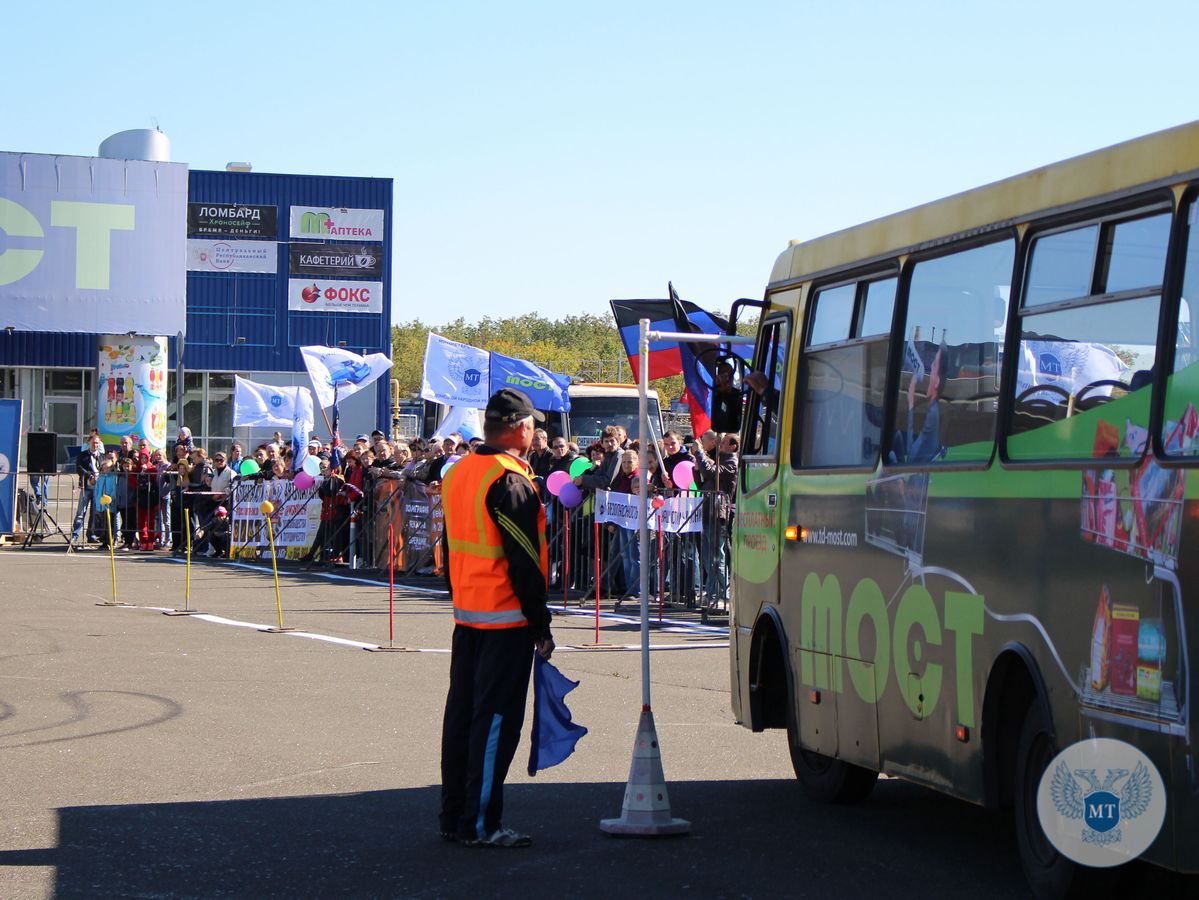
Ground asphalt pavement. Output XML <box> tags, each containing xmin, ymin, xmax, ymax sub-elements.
<box><xmin>1</xmin><ymin>547</ymin><xmax>1192</xmax><ymax>899</ymax></box>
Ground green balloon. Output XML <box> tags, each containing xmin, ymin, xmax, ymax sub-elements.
<box><xmin>239</xmin><ymin>459</ymin><xmax>260</xmax><ymax>476</ymax></box>
<box><xmin>568</xmin><ymin>457</ymin><xmax>592</xmax><ymax>478</ymax></box>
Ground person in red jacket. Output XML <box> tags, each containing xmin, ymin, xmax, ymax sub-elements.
<box><xmin>136</xmin><ymin>450</ymin><xmax>161</xmax><ymax>550</ymax></box>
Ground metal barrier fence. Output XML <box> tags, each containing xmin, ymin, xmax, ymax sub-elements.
<box><xmin>541</xmin><ymin>489</ymin><xmax>733</xmax><ymax>615</ymax></box>
<box><xmin>10</xmin><ymin>468</ymin><xmax>235</xmax><ymax>554</ymax></box>
<box><xmin>7</xmin><ymin>468</ymin><xmax>734</xmax><ymax>614</ymax></box>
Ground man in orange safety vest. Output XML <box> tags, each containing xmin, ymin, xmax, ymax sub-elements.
<box><xmin>438</xmin><ymin>387</ymin><xmax>555</xmax><ymax>848</ymax></box>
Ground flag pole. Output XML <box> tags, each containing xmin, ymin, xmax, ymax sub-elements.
<box><xmin>638</xmin><ymin>318</ymin><xmax>651</xmax><ymax>709</ymax></box>
<box><xmin>307</xmin><ymin>373</ymin><xmax>334</xmax><ymax>437</ymax></box>
<box><xmin>600</xmin><ymin>316</ymin><xmax>688</xmax><ymax>836</ymax></box>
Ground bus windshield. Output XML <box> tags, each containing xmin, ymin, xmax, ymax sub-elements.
<box><xmin>569</xmin><ymin>395</ymin><xmax>661</xmax><ymax>445</ymax></box>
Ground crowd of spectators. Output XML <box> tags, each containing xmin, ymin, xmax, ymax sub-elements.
<box><xmin>67</xmin><ymin>418</ymin><xmax>740</xmax><ymax>607</ymax></box>
<box><xmin>555</xmin><ymin>424</ymin><xmax>739</xmax><ymax>607</ymax></box>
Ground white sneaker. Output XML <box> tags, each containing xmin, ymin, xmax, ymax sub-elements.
<box><xmin>463</xmin><ymin>826</ymin><xmax>532</xmax><ymax>848</ymax></box>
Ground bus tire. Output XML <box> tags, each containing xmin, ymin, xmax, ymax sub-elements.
<box><xmin>786</xmin><ymin>708</ymin><xmax>878</xmax><ymax>804</ymax></box>
<box><xmin>1013</xmin><ymin>702</ymin><xmax>1102</xmax><ymax>899</ymax></box>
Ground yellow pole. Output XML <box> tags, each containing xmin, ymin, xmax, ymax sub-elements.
<box><xmin>94</xmin><ymin>495</ymin><xmax>130</xmax><ymax>608</ymax></box>
<box><xmin>261</xmin><ymin>500</ymin><xmax>285</xmax><ymax>630</ymax></box>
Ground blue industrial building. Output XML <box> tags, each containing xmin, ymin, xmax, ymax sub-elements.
<box><xmin>0</xmin><ymin>165</ymin><xmax>394</xmax><ymax>463</ymax></box>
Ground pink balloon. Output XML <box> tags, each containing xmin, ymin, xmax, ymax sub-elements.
<box><xmin>671</xmin><ymin>460</ymin><xmax>694</xmax><ymax>489</ymax></box>
<box><xmin>293</xmin><ymin>471</ymin><xmax>316</xmax><ymax>490</ymax></box>
<box><xmin>651</xmin><ymin>495</ymin><xmax>665</xmax><ymax>510</ymax></box>
<box><xmin>546</xmin><ymin>470</ymin><xmax>571</xmax><ymax>497</ymax></box>
<box><xmin>559</xmin><ymin>482</ymin><xmax>584</xmax><ymax>508</ymax></box>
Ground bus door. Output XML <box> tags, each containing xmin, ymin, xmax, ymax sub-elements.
<box><xmin>732</xmin><ymin>311</ymin><xmax>791</xmax><ymax>719</ymax></box>
<box><xmin>784</xmin><ymin>274</ymin><xmax>900</xmax><ymax>771</ymax></box>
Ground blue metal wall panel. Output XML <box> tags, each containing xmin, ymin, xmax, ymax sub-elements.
<box><xmin>0</xmin><ymin>331</ymin><xmax>95</xmax><ymax>367</ymax></box>
<box><xmin>2</xmin><ymin>166</ymin><xmax>396</xmax><ymax>435</ymax></box>
<box><xmin>184</xmin><ymin>168</ymin><xmax>394</xmax><ymax>374</ymax></box>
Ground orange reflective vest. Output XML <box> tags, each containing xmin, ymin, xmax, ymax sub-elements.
<box><xmin>442</xmin><ymin>450</ymin><xmax>548</xmax><ymax>629</ymax></box>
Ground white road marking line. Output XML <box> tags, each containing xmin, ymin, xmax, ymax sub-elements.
<box><xmin>122</xmin><ymin>604</ymin><xmax>726</xmax><ymax>654</ymax></box>
<box><xmin>126</xmin><ymin>560</ymin><xmax>730</xmax><ymax>645</ymax></box>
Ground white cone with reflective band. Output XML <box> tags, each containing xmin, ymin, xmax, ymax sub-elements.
<box><xmin>600</xmin><ymin>707</ymin><xmax>689</xmax><ymax>835</ymax></box>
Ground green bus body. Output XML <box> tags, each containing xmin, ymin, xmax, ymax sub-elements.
<box><xmin>730</xmin><ymin>120</ymin><xmax>1199</xmax><ymax>876</ymax></box>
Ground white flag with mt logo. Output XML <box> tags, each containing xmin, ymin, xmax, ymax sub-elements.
<box><xmin>233</xmin><ymin>378</ymin><xmax>314</xmax><ymax>430</ymax></box>
<box><xmin>299</xmin><ymin>345</ymin><xmax>392</xmax><ymax>410</ymax></box>
<box><xmin>421</xmin><ymin>333</ymin><xmax>491</xmax><ymax>407</ymax></box>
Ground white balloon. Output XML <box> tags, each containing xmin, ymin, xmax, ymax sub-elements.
<box><xmin>302</xmin><ymin>454</ymin><xmax>322</xmax><ymax>476</ymax></box>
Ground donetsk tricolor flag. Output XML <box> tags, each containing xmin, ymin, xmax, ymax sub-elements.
<box><xmin>610</xmin><ymin>287</ymin><xmax>739</xmax><ymax>435</ymax></box>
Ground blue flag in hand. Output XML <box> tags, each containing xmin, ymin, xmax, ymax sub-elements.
<box><xmin>528</xmin><ymin>653</ymin><xmax>587</xmax><ymax>775</ymax></box>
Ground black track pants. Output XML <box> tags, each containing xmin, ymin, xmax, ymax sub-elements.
<box><xmin>439</xmin><ymin>624</ymin><xmax>533</xmax><ymax>840</ymax></box>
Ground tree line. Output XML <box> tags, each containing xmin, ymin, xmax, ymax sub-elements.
<box><xmin>391</xmin><ymin>311</ymin><xmax>758</xmax><ymax>405</ymax></box>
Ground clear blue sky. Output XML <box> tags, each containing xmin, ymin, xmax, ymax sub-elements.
<box><xmin>6</xmin><ymin>1</ymin><xmax>1196</xmax><ymax>327</ymax></box>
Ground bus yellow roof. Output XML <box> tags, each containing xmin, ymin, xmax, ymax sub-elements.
<box><xmin>769</xmin><ymin>120</ymin><xmax>1199</xmax><ymax>287</ymax></box>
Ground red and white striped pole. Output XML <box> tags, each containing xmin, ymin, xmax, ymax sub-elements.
<box><xmin>594</xmin><ymin>519</ymin><xmax>601</xmax><ymax>643</ymax></box>
<box><xmin>563</xmin><ymin>510</ymin><xmax>571</xmax><ymax>607</ymax></box>
<box><xmin>388</xmin><ymin>522</ymin><xmax>395</xmax><ymax>645</ymax></box>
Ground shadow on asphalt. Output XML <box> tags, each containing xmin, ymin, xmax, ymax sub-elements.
<box><xmin>4</xmin><ymin>775</ymin><xmax>1195</xmax><ymax>899</ymax></box>
<box><xmin>11</xmin><ymin>776</ymin><xmax>1194</xmax><ymax>899</ymax></box>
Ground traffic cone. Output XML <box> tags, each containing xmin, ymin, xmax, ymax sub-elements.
<box><xmin>600</xmin><ymin>705</ymin><xmax>690</xmax><ymax>836</ymax></box>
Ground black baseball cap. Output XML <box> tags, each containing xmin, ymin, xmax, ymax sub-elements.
<box><xmin>484</xmin><ymin>388</ymin><xmax>545</xmax><ymax>424</ymax></box>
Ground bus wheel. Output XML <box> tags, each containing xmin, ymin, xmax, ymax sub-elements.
<box><xmin>787</xmin><ymin>711</ymin><xmax>877</xmax><ymax>804</ymax></box>
<box><xmin>1014</xmin><ymin>703</ymin><xmax>1087</xmax><ymax>899</ymax></box>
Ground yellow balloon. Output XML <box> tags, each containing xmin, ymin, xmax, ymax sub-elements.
<box><xmin>100</xmin><ymin>494</ymin><xmax>112</xmax><ymax>505</ymax></box>
<box><xmin>259</xmin><ymin>500</ymin><xmax>275</xmax><ymax>515</ymax></box>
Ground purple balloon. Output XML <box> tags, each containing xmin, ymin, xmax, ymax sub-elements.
<box><xmin>672</xmin><ymin>460</ymin><xmax>695</xmax><ymax>489</ymax></box>
<box><xmin>293</xmin><ymin>470</ymin><xmax>316</xmax><ymax>490</ymax></box>
<box><xmin>559</xmin><ymin>482</ymin><xmax>584</xmax><ymax>508</ymax></box>
<box><xmin>546</xmin><ymin>469</ymin><xmax>571</xmax><ymax>497</ymax></box>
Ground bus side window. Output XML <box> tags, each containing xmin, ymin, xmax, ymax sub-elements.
<box><xmin>795</xmin><ymin>276</ymin><xmax>895</xmax><ymax>468</ymax></box>
<box><xmin>892</xmin><ymin>239</ymin><xmax>1014</xmax><ymax>466</ymax></box>
<box><xmin>1009</xmin><ymin>210</ymin><xmax>1169</xmax><ymax>460</ymax></box>
<box><xmin>744</xmin><ymin>318</ymin><xmax>789</xmax><ymax>457</ymax></box>
<box><xmin>1163</xmin><ymin>196</ymin><xmax>1199</xmax><ymax>456</ymax></box>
